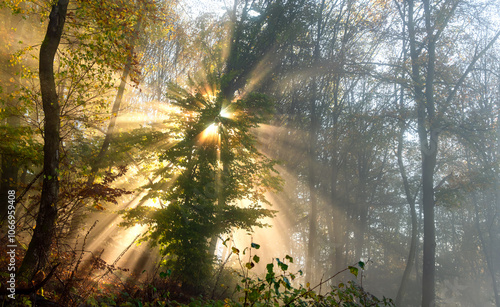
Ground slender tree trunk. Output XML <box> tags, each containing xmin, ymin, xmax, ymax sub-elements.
<box><xmin>328</xmin><ymin>159</ymin><xmax>342</xmax><ymax>278</ymax></box>
<box><xmin>407</xmin><ymin>0</ymin><xmax>438</xmax><ymax>303</ymax></box>
<box><xmin>396</xmin><ymin>121</ymin><xmax>419</xmax><ymax>306</ymax></box>
<box><xmin>87</xmin><ymin>52</ymin><xmax>132</xmax><ymax>185</ymax></box>
<box><xmin>331</xmin><ymin>107</ymin><xmax>344</xmax><ymax>276</ymax></box>
<box><xmin>306</xmin><ymin>142</ymin><xmax>317</xmax><ymax>281</ymax></box>
<box><xmin>305</xmin><ymin>0</ymin><xmax>326</xmax><ymax>283</ymax></box>
<box><xmin>394</xmin><ymin>4</ymin><xmax>419</xmax><ymax>303</ymax></box>
<box><xmin>474</xmin><ymin>199</ymin><xmax>500</xmax><ymax>307</ymax></box>
<box><xmin>354</xmin><ymin>160</ymin><xmax>368</xmax><ymax>261</ymax></box>
<box><xmin>18</xmin><ymin>0</ymin><xmax>69</xmax><ymax>283</ymax></box>
<box><xmin>355</xmin><ymin>203</ymin><xmax>367</xmax><ymax>261</ymax></box>
<box><xmin>306</xmin><ymin>53</ymin><xmax>319</xmax><ymax>286</ymax></box>
<box><xmin>420</xmin><ymin>148</ymin><xmax>437</xmax><ymax>307</ymax></box>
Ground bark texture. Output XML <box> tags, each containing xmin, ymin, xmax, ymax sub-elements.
<box><xmin>18</xmin><ymin>0</ymin><xmax>68</xmax><ymax>283</ymax></box>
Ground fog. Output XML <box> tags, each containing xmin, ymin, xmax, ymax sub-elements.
<box><xmin>1</xmin><ymin>0</ymin><xmax>500</xmax><ymax>306</ymax></box>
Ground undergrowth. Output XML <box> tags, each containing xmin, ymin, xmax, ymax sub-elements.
<box><xmin>1</xmin><ymin>240</ymin><xmax>394</xmax><ymax>306</ymax></box>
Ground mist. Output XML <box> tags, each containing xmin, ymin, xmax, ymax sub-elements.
<box><xmin>1</xmin><ymin>0</ymin><xmax>500</xmax><ymax>306</ymax></box>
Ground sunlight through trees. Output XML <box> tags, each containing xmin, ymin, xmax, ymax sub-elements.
<box><xmin>1</xmin><ymin>0</ymin><xmax>500</xmax><ymax>305</ymax></box>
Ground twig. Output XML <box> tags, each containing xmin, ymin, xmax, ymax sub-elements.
<box><xmin>210</xmin><ymin>239</ymin><xmax>234</xmax><ymax>299</ymax></box>
<box><xmin>60</xmin><ymin>220</ymin><xmax>99</xmax><ymax>303</ymax></box>
<box><xmin>15</xmin><ymin>170</ymin><xmax>44</xmax><ymax>204</ymax></box>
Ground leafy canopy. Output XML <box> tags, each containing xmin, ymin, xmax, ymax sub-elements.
<box><xmin>121</xmin><ymin>77</ymin><xmax>282</xmax><ymax>291</ymax></box>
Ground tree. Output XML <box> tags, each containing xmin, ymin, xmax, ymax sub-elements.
<box><xmin>17</xmin><ymin>0</ymin><xmax>69</xmax><ymax>283</ymax></box>
<box><xmin>122</xmin><ymin>78</ymin><xmax>281</xmax><ymax>292</ymax></box>
<box><xmin>83</xmin><ymin>0</ymin><xmax>175</xmax><ymax>185</ymax></box>
<box><xmin>8</xmin><ymin>0</ymin><xmax>173</xmax><ymax>285</ymax></box>
<box><xmin>0</xmin><ymin>3</ymin><xmax>44</xmax><ymax>227</ymax></box>
<box><xmin>221</xmin><ymin>0</ymin><xmax>312</xmax><ymax>100</ymax></box>
<box><xmin>403</xmin><ymin>0</ymin><xmax>500</xmax><ymax>303</ymax></box>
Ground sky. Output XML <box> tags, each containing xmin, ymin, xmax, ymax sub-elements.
<box><xmin>178</xmin><ymin>0</ymin><xmax>228</xmax><ymax>19</ymax></box>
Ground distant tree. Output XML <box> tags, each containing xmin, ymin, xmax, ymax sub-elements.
<box><xmin>401</xmin><ymin>0</ymin><xmax>500</xmax><ymax>304</ymax></box>
<box><xmin>0</xmin><ymin>3</ymin><xmax>44</xmax><ymax>226</ymax></box>
<box><xmin>83</xmin><ymin>0</ymin><xmax>176</xmax><ymax>185</ymax></box>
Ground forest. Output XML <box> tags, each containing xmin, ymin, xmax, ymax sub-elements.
<box><xmin>0</xmin><ymin>0</ymin><xmax>499</xmax><ymax>306</ymax></box>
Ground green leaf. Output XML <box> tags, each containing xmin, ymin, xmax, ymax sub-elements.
<box><xmin>245</xmin><ymin>262</ymin><xmax>255</xmax><ymax>269</ymax></box>
<box><xmin>232</xmin><ymin>247</ymin><xmax>240</xmax><ymax>254</ymax></box>
<box><xmin>251</xmin><ymin>242</ymin><xmax>261</xmax><ymax>249</ymax></box>
<box><xmin>277</xmin><ymin>258</ymin><xmax>288</xmax><ymax>271</ymax></box>
<box><xmin>285</xmin><ymin>255</ymin><xmax>293</xmax><ymax>263</ymax></box>
<box><xmin>266</xmin><ymin>263</ymin><xmax>274</xmax><ymax>274</ymax></box>
<box><xmin>283</xmin><ymin>276</ymin><xmax>291</xmax><ymax>288</ymax></box>
<box><xmin>253</xmin><ymin>255</ymin><xmax>260</xmax><ymax>263</ymax></box>
<box><xmin>358</xmin><ymin>261</ymin><xmax>365</xmax><ymax>270</ymax></box>
<box><xmin>159</xmin><ymin>269</ymin><xmax>172</xmax><ymax>279</ymax></box>
<box><xmin>348</xmin><ymin>266</ymin><xmax>359</xmax><ymax>277</ymax></box>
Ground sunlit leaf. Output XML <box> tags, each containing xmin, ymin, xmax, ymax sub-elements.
<box><xmin>348</xmin><ymin>266</ymin><xmax>358</xmax><ymax>277</ymax></box>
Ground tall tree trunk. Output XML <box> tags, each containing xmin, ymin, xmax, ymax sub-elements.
<box><xmin>394</xmin><ymin>4</ymin><xmax>420</xmax><ymax>303</ymax></box>
<box><xmin>306</xmin><ymin>69</ymin><xmax>318</xmax><ymax>279</ymax></box>
<box><xmin>474</xmin><ymin>199</ymin><xmax>500</xmax><ymax>307</ymax></box>
<box><xmin>492</xmin><ymin>98</ymin><xmax>500</xmax><ymax>307</ymax></box>
<box><xmin>328</xmin><ymin>153</ymin><xmax>342</xmax><ymax>278</ymax></box>
<box><xmin>306</xmin><ymin>133</ymin><xmax>318</xmax><ymax>281</ymax></box>
<box><xmin>396</xmin><ymin>121</ymin><xmax>419</xmax><ymax>306</ymax></box>
<box><xmin>407</xmin><ymin>0</ymin><xmax>438</xmax><ymax>303</ymax></box>
<box><xmin>305</xmin><ymin>48</ymin><xmax>318</xmax><ymax>287</ymax></box>
<box><xmin>471</xmin><ymin>103</ymin><xmax>500</xmax><ymax>307</ymax></box>
<box><xmin>330</xmin><ymin>82</ymin><xmax>344</xmax><ymax>276</ymax></box>
<box><xmin>420</xmin><ymin>0</ymin><xmax>438</xmax><ymax>303</ymax></box>
<box><xmin>305</xmin><ymin>0</ymin><xmax>326</xmax><ymax>283</ymax></box>
<box><xmin>85</xmin><ymin>18</ymin><xmax>144</xmax><ymax>185</ymax></box>
<box><xmin>420</xmin><ymin>146</ymin><xmax>437</xmax><ymax>307</ymax></box>
<box><xmin>18</xmin><ymin>0</ymin><xmax>69</xmax><ymax>283</ymax></box>
<box><xmin>87</xmin><ymin>52</ymin><xmax>132</xmax><ymax>185</ymax></box>
<box><xmin>355</xmin><ymin>202</ymin><xmax>367</xmax><ymax>262</ymax></box>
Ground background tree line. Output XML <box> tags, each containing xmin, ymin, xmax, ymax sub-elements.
<box><xmin>1</xmin><ymin>0</ymin><xmax>500</xmax><ymax>306</ymax></box>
